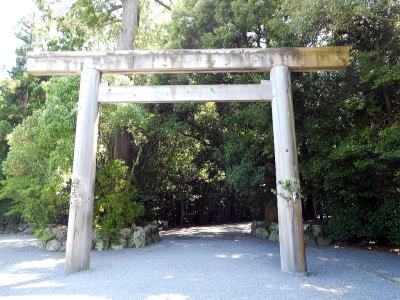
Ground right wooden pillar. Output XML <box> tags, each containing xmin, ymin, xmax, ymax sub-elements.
<box><xmin>270</xmin><ymin>65</ymin><xmax>307</xmax><ymax>274</ymax></box>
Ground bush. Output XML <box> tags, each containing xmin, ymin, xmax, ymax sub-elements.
<box><xmin>0</xmin><ymin>76</ymin><xmax>79</xmax><ymax>229</ymax></box>
<box><xmin>94</xmin><ymin>159</ymin><xmax>144</xmax><ymax>241</ymax></box>
<box><xmin>322</xmin><ymin>126</ymin><xmax>400</xmax><ymax>246</ymax></box>
<box><xmin>0</xmin><ymin>199</ymin><xmax>20</xmax><ymax>230</ymax></box>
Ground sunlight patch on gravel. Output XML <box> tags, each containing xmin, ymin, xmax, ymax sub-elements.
<box><xmin>146</xmin><ymin>294</ymin><xmax>189</xmax><ymax>300</ymax></box>
<box><xmin>1</xmin><ymin>296</ymin><xmax>111</xmax><ymax>300</ymax></box>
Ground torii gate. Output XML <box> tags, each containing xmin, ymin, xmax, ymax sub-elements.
<box><xmin>27</xmin><ymin>46</ymin><xmax>349</xmax><ymax>275</ymax></box>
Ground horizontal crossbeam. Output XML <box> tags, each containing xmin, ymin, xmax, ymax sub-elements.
<box><xmin>98</xmin><ymin>82</ymin><xmax>272</xmax><ymax>104</ymax></box>
<box><xmin>27</xmin><ymin>47</ymin><xmax>350</xmax><ymax>76</ymax></box>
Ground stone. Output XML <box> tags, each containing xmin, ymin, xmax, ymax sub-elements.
<box><xmin>317</xmin><ymin>237</ymin><xmax>332</xmax><ymax>247</ymax></box>
<box><xmin>36</xmin><ymin>240</ymin><xmax>47</xmax><ymax>250</ymax></box>
<box><xmin>268</xmin><ymin>222</ymin><xmax>279</xmax><ymax>233</ymax></box>
<box><xmin>128</xmin><ymin>237</ymin><xmax>136</xmax><ymax>248</ymax></box>
<box><xmin>159</xmin><ymin>221</ymin><xmax>168</xmax><ymax>230</ymax></box>
<box><xmin>254</xmin><ymin>221</ymin><xmax>266</xmax><ymax>228</ymax></box>
<box><xmin>251</xmin><ymin>221</ymin><xmax>256</xmax><ymax>233</ymax></box>
<box><xmin>35</xmin><ymin>223</ymin><xmax>160</xmax><ymax>252</ymax></box>
<box><xmin>144</xmin><ymin>225</ymin><xmax>159</xmax><ymax>245</ymax></box>
<box><xmin>46</xmin><ymin>239</ymin><xmax>62</xmax><ymax>252</ymax></box>
<box><xmin>95</xmin><ymin>239</ymin><xmax>109</xmax><ymax>251</ymax></box>
<box><xmin>251</xmin><ymin>221</ymin><xmax>260</xmax><ymax>236</ymax></box>
<box><xmin>9</xmin><ymin>225</ymin><xmax>19</xmax><ymax>234</ymax></box>
<box><xmin>131</xmin><ymin>227</ymin><xmax>145</xmax><ymax>248</ymax></box>
<box><xmin>22</xmin><ymin>227</ymin><xmax>34</xmax><ymax>235</ymax></box>
<box><xmin>110</xmin><ymin>243</ymin><xmax>124</xmax><ymax>251</ymax></box>
<box><xmin>304</xmin><ymin>233</ymin><xmax>318</xmax><ymax>247</ymax></box>
<box><xmin>269</xmin><ymin>231</ymin><xmax>279</xmax><ymax>242</ymax></box>
<box><xmin>59</xmin><ymin>243</ymin><xmax>66</xmax><ymax>252</ymax></box>
<box><xmin>255</xmin><ymin>227</ymin><xmax>269</xmax><ymax>240</ymax></box>
<box><xmin>311</xmin><ymin>224</ymin><xmax>327</xmax><ymax>238</ymax></box>
<box><xmin>120</xmin><ymin>228</ymin><xmax>133</xmax><ymax>239</ymax></box>
<box><xmin>0</xmin><ymin>225</ymin><xmax>7</xmax><ymax>234</ymax></box>
<box><xmin>110</xmin><ymin>238</ymin><xmax>127</xmax><ymax>251</ymax></box>
<box><xmin>42</xmin><ymin>228</ymin><xmax>55</xmax><ymax>242</ymax></box>
<box><xmin>17</xmin><ymin>224</ymin><xmax>28</xmax><ymax>232</ymax></box>
<box><xmin>120</xmin><ymin>238</ymin><xmax>128</xmax><ymax>248</ymax></box>
<box><xmin>92</xmin><ymin>231</ymin><xmax>100</xmax><ymax>241</ymax></box>
<box><xmin>144</xmin><ymin>226</ymin><xmax>152</xmax><ymax>245</ymax></box>
<box><xmin>303</xmin><ymin>224</ymin><xmax>312</xmax><ymax>233</ymax></box>
<box><xmin>52</xmin><ymin>226</ymin><xmax>67</xmax><ymax>242</ymax></box>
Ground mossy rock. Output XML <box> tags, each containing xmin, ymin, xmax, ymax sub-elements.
<box><xmin>304</xmin><ymin>233</ymin><xmax>317</xmax><ymax>247</ymax></box>
<box><xmin>95</xmin><ymin>239</ymin><xmax>110</xmax><ymax>251</ymax></box>
<box><xmin>36</xmin><ymin>228</ymin><xmax>55</xmax><ymax>242</ymax></box>
<box><xmin>317</xmin><ymin>237</ymin><xmax>332</xmax><ymax>247</ymax></box>
<box><xmin>269</xmin><ymin>231</ymin><xmax>279</xmax><ymax>242</ymax></box>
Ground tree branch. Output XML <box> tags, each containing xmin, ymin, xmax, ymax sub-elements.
<box><xmin>55</xmin><ymin>18</ymin><xmax>121</xmax><ymax>29</ymax></box>
<box><xmin>179</xmin><ymin>131</ymin><xmax>211</xmax><ymax>147</ymax></box>
<box><xmin>154</xmin><ymin>0</ymin><xmax>171</xmax><ymax>10</ymax></box>
<box><xmin>98</xmin><ymin>19</ymin><xmax>121</xmax><ymax>28</ymax></box>
<box><xmin>106</xmin><ymin>5</ymin><xmax>122</xmax><ymax>14</ymax></box>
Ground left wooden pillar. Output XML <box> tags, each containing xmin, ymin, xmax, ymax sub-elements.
<box><xmin>65</xmin><ymin>68</ymin><xmax>100</xmax><ymax>274</ymax></box>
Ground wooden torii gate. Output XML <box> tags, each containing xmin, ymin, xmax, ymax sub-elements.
<box><xmin>27</xmin><ymin>46</ymin><xmax>349</xmax><ymax>275</ymax></box>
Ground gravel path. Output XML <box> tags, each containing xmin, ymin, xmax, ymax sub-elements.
<box><xmin>0</xmin><ymin>223</ymin><xmax>399</xmax><ymax>299</ymax></box>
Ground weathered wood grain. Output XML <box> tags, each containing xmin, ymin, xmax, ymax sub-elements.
<box><xmin>27</xmin><ymin>46</ymin><xmax>350</xmax><ymax>75</ymax></box>
<box><xmin>64</xmin><ymin>68</ymin><xmax>100</xmax><ymax>274</ymax></box>
<box><xmin>98</xmin><ymin>82</ymin><xmax>272</xmax><ymax>103</ymax></box>
<box><xmin>271</xmin><ymin>66</ymin><xmax>307</xmax><ymax>274</ymax></box>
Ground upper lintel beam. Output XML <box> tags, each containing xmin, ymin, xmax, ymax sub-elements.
<box><xmin>26</xmin><ymin>46</ymin><xmax>350</xmax><ymax>76</ymax></box>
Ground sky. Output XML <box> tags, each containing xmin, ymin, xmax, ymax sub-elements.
<box><xmin>0</xmin><ymin>0</ymin><xmax>35</xmax><ymax>79</ymax></box>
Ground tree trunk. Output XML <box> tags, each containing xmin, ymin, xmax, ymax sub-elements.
<box><xmin>112</xmin><ymin>126</ymin><xmax>134</xmax><ymax>168</ymax></box>
<box><xmin>180</xmin><ymin>197</ymin><xmax>184</xmax><ymax>226</ymax></box>
<box><xmin>118</xmin><ymin>0</ymin><xmax>139</xmax><ymax>50</ymax></box>
<box><xmin>264</xmin><ymin>204</ymin><xmax>278</xmax><ymax>222</ymax></box>
<box><xmin>383</xmin><ymin>86</ymin><xmax>393</xmax><ymax>125</ymax></box>
<box><xmin>112</xmin><ymin>0</ymin><xmax>140</xmax><ymax>164</ymax></box>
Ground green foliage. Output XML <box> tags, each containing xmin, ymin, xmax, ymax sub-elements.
<box><xmin>35</xmin><ymin>228</ymin><xmax>55</xmax><ymax>242</ymax></box>
<box><xmin>94</xmin><ymin>159</ymin><xmax>144</xmax><ymax>241</ymax></box>
<box><xmin>319</xmin><ymin>125</ymin><xmax>400</xmax><ymax>244</ymax></box>
<box><xmin>0</xmin><ymin>199</ymin><xmax>20</xmax><ymax>230</ymax></box>
<box><xmin>271</xmin><ymin>180</ymin><xmax>304</xmax><ymax>202</ymax></box>
<box><xmin>1</xmin><ymin>76</ymin><xmax>79</xmax><ymax>229</ymax></box>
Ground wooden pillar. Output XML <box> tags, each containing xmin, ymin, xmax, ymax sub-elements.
<box><xmin>270</xmin><ymin>66</ymin><xmax>307</xmax><ymax>274</ymax></box>
<box><xmin>65</xmin><ymin>68</ymin><xmax>100</xmax><ymax>274</ymax></box>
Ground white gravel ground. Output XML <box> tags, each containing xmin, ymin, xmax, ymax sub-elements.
<box><xmin>0</xmin><ymin>223</ymin><xmax>399</xmax><ymax>300</ymax></box>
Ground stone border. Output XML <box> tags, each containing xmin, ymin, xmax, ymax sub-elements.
<box><xmin>0</xmin><ymin>223</ymin><xmax>34</xmax><ymax>235</ymax></box>
<box><xmin>36</xmin><ymin>225</ymin><xmax>160</xmax><ymax>252</ymax></box>
<box><xmin>251</xmin><ymin>221</ymin><xmax>332</xmax><ymax>247</ymax></box>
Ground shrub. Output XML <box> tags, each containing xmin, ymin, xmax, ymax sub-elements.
<box><xmin>94</xmin><ymin>159</ymin><xmax>144</xmax><ymax>241</ymax></box>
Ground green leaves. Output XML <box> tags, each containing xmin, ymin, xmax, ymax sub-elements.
<box><xmin>94</xmin><ymin>159</ymin><xmax>144</xmax><ymax>241</ymax></box>
<box><xmin>1</xmin><ymin>76</ymin><xmax>79</xmax><ymax>228</ymax></box>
